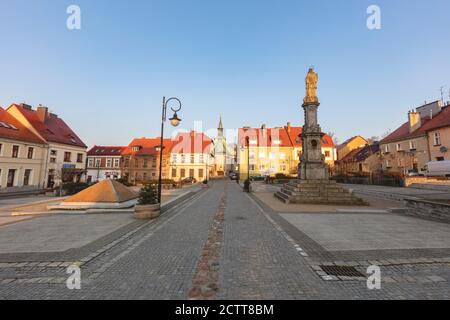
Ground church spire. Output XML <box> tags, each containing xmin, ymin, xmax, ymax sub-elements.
<box><xmin>218</xmin><ymin>115</ymin><xmax>223</xmax><ymax>130</ymax></box>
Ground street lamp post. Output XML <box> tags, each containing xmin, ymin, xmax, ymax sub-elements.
<box><xmin>244</xmin><ymin>136</ymin><xmax>251</xmax><ymax>192</ymax></box>
<box><xmin>158</xmin><ymin>97</ymin><xmax>182</xmax><ymax>205</ymax></box>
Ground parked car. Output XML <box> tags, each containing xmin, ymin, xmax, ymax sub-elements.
<box><xmin>424</xmin><ymin>161</ymin><xmax>450</xmax><ymax>177</ymax></box>
<box><xmin>182</xmin><ymin>177</ymin><xmax>197</xmax><ymax>184</ymax></box>
<box><xmin>229</xmin><ymin>172</ymin><xmax>238</xmax><ymax>180</ymax></box>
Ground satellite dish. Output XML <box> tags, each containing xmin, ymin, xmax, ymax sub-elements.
<box><xmin>440</xmin><ymin>146</ymin><xmax>448</xmax><ymax>153</ymax></box>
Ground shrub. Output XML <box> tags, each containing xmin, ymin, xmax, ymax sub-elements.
<box><xmin>138</xmin><ymin>183</ymin><xmax>159</xmax><ymax>205</ymax></box>
<box><xmin>203</xmin><ymin>179</ymin><xmax>208</xmax><ymax>184</ymax></box>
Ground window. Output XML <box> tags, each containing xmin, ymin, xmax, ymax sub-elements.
<box><xmin>385</xmin><ymin>160</ymin><xmax>391</xmax><ymax>168</ymax></box>
<box><xmin>172</xmin><ymin>154</ymin><xmax>178</xmax><ymax>163</ymax></box>
<box><xmin>64</xmin><ymin>152</ymin><xmax>71</xmax><ymax>162</ymax></box>
<box><xmin>23</xmin><ymin>169</ymin><xmax>32</xmax><ymax>186</ymax></box>
<box><xmin>88</xmin><ymin>159</ymin><xmax>94</xmax><ymax>167</ymax></box>
<box><xmin>199</xmin><ymin>154</ymin><xmax>204</xmax><ymax>163</ymax></box>
<box><xmin>0</xmin><ymin>144</ymin><xmax>2</xmax><ymax>154</ymax></box>
<box><xmin>172</xmin><ymin>168</ymin><xmax>177</xmax><ymax>178</ymax></box>
<box><xmin>436</xmin><ymin>157</ymin><xmax>445</xmax><ymax>162</ymax></box>
<box><xmin>259</xmin><ymin>164</ymin><xmax>265</xmax><ymax>170</ymax></box>
<box><xmin>249</xmin><ymin>165</ymin><xmax>255</xmax><ymax>171</ymax></box>
<box><xmin>152</xmin><ymin>158</ymin><xmax>157</xmax><ymax>168</ymax></box>
<box><xmin>95</xmin><ymin>158</ymin><xmax>101</xmax><ymax>167</ymax></box>
<box><xmin>384</xmin><ymin>145</ymin><xmax>390</xmax><ymax>153</ymax></box>
<box><xmin>198</xmin><ymin>168</ymin><xmax>204</xmax><ymax>178</ymax></box>
<box><xmin>50</xmin><ymin>150</ymin><xmax>57</xmax><ymax>156</ymax></box>
<box><xmin>143</xmin><ymin>173</ymin><xmax>147</xmax><ymax>181</ymax></box>
<box><xmin>12</xmin><ymin>145</ymin><xmax>19</xmax><ymax>158</ymax></box>
<box><xmin>77</xmin><ymin>153</ymin><xmax>83</xmax><ymax>163</ymax></box>
<box><xmin>6</xmin><ymin>169</ymin><xmax>16</xmax><ymax>188</ymax></box>
<box><xmin>114</xmin><ymin>158</ymin><xmax>120</xmax><ymax>167</ymax></box>
<box><xmin>50</xmin><ymin>157</ymin><xmax>57</xmax><ymax>163</ymax></box>
<box><xmin>27</xmin><ymin>147</ymin><xmax>34</xmax><ymax>159</ymax></box>
<box><xmin>324</xmin><ymin>151</ymin><xmax>331</xmax><ymax>158</ymax></box>
<box><xmin>396</xmin><ymin>143</ymin><xmax>402</xmax><ymax>151</ymax></box>
<box><xmin>143</xmin><ymin>159</ymin><xmax>148</xmax><ymax>168</ymax></box>
<box><xmin>434</xmin><ymin>132</ymin><xmax>441</xmax><ymax>146</ymax></box>
<box><xmin>189</xmin><ymin>169</ymin><xmax>195</xmax><ymax>177</ymax></box>
<box><xmin>180</xmin><ymin>169</ymin><xmax>186</xmax><ymax>178</ymax></box>
<box><xmin>134</xmin><ymin>159</ymin><xmax>139</xmax><ymax>167</ymax></box>
<box><xmin>181</xmin><ymin>154</ymin><xmax>186</xmax><ymax>163</ymax></box>
<box><xmin>190</xmin><ymin>154</ymin><xmax>195</xmax><ymax>164</ymax></box>
<box><xmin>7</xmin><ymin>169</ymin><xmax>16</xmax><ymax>187</ymax></box>
<box><xmin>409</xmin><ymin>140</ymin><xmax>417</xmax><ymax>150</ymax></box>
<box><xmin>106</xmin><ymin>158</ymin><xmax>112</xmax><ymax>167</ymax></box>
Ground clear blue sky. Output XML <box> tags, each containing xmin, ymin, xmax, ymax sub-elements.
<box><xmin>1</xmin><ymin>0</ymin><xmax>449</xmax><ymax>147</ymax></box>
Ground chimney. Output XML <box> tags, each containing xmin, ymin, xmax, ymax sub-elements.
<box><xmin>287</xmin><ymin>122</ymin><xmax>291</xmax><ymax>133</ymax></box>
<box><xmin>36</xmin><ymin>105</ymin><xmax>48</xmax><ymax>123</ymax></box>
<box><xmin>430</xmin><ymin>109</ymin><xmax>433</xmax><ymax>120</ymax></box>
<box><xmin>408</xmin><ymin>110</ymin><xmax>421</xmax><ymax>133</ymax></box>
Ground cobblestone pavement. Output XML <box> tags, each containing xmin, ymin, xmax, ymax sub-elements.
<box><xmin>0</xmin><ymin>180</ymin><xmax>449</xmax><ymax>299</ymax></box>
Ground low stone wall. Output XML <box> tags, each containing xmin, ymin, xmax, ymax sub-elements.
<box><xmin>404</xmin><ymin>199</ymin><xmax>450</xmax><ymax>223</ymax></box>
<box><xmin>404</xmin><ymin>176</ymin><xmax>450</xmax><ymax>187</ymax></box>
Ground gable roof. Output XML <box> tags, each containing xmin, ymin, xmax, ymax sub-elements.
<box><xmin>122</xmin><ymin>138</ymin><xmax>173</xmax><ymax>156</ymax></box>
<box><xmin>337</xmin><ymin>135</ymin><xmax>367</xmax><ymax>150</ymax></box>
<box><xmin>87</xmin><ymin>146</ymin><xmax>126</xmax><ymax>156</ymax></box>
<box><xmin>7</xmin><ymin>104</ymin><xmax>87</xmax><ymax>148</ymax></box>
<box><xmin>0</xmin><ymin>108</ymin><xmax>46</xmax><ymax>145</ymax></box>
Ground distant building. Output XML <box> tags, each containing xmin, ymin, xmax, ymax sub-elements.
<box><xmin>86</xmin><ymin>146</ymin><xmax>125</xmax><ymax>183</ymax></box>
<box><xmin>336</xmin><ymin>143</ymin><xmax>381</xmax><ymax>175</ymax></box>
<box><xmin>3</xmin><ymin>103</ymin><xmax>87</xmax><ymax>190</ymax></box>
<box><xmin>169</xmin><ymin>131</ymin><xmax>213</xmax><ymax>182</ymax></box>
<box><xmin>237</xmin><ymin>123</ymin><xmax>336</xmax><ymax>180</ymax></box>
<box><xmin>121</xmin><ymin>138</ymin><xmax>172</xmax><ymax>184</ymax></box>
<box><xmin>336</xmin><ymin>136</ymin><xmax>368</xmax><ymax>161</ymax></box>
<box><xmin>380</xmin><ymin>101</ymin><xmax>449</xmax><ymax>174</ymax></box>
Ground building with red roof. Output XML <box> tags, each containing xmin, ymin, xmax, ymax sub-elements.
<box><xmin>379</xmin><ymin>100</ymin><xmax>450</xmax><ymax>174</ymax></box>
<box><xmin>121</xmin><ymin>137</ymin><xmax>173</xmax><ymax>184</ymax></box>
<box><xmin>0</xmin><ymin>108</ymin><xmax>47</xmax><ymax>191</ymax></box>
<box><xmin>237</xmin><ymin>123</ymin><xmax>336</xmax><ymax>179</ymax></box>
<box><xmin>86</xmin><ymin>146</ymin><xmax>126</xmax><ymax>182</ymax></box>
<box><xmin>1</xmin><ymin>103</ymin><xmax>88</xmax><ymax>191</ymax></box>
<box><xmin>168</xmin><ymin>131</ymin><xmax>214</xmax><ymax>182</ymax></box>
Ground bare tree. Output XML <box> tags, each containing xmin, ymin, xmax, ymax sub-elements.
<box><xmin>327</xmin><ymin>132</ymin><xmax>339</xmax><ymax>145</ymax></box>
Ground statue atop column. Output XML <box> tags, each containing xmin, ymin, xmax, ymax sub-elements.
<box><xmin>303</xmin><ymin>67</ymin><xmax>319</xmax><ymax>105</ymax></box>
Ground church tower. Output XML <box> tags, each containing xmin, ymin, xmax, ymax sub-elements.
<box><xmin>213</xmin><ymin>116</ymin><xmax>228</xmax><ymax>176</ymax></box>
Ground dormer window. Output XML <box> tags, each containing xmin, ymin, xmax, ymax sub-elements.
<box><xmin>132</xmin><ymin>146</ymin><xmax>141</xmax><ymax>152</ymax></box>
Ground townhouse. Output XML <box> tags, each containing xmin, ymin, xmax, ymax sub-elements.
<box><xmin>237</xmin><ymin>123</ymin><xmax>336</xmax><ymax>180</ymax></box>
<box><xmin>0</xmin><ymin>104</ymin><xmax>87</xmax><ymax>192</ymax></box>
<box><xmin>380</xmin><ymin>101</ymin><xmax>450</xmax><ymax>174</ymax></box>
<box><xmin>86</xmin><ymin>146</ymin><xmax>126</xmax><ymax>183</ymax></box>
<box><xmin>169</xmin><ymin>131</ymin><xmax>214</xmax><ymax>182</ymax></box>
<box><xmin>121</xmin><ymin>138</ymin><xmax>172</xmax><ymax>184</ymax></box>
<box><xmin>0</xmin><ymin>108</ymin><xmax>47</xmax><ymax>192</ymax></box>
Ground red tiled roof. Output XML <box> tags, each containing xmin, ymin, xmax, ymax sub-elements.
<box><xmin>87</xmin><ymin>146</ymin><xmax>126</xmax><ymax>156</ymax></box>
<box><xmin>238</xmin><ymin>126</ymin><xmax>335</xmax><ymax>148</ymax></box>
<box><xmin>0</xmin><ymin>108</ymin><xmax>46</xmax><ymax>144</ymax></box>
<box><xmin>420</xmin><ymin>105</ymin><xmax>450</xmax><ymax>132</ymax></box>
<box><xmin>381</xmin><ymin>117</ymin><xmax>432</xmax><ymax>143</ymax></box>
<box><xmin>170</xmin><ymin>131</ymin><xmax>213</xmax><ymax>154</ymax></box>
<box><xmin>8</xmin><ymin>104</ymin><xmax>87</xmax><ymax>148</ymax></box>
<box><xmin>122</xmin><ymin>138</ymin><xmax>173</xmax><ymax>156</ymax></box>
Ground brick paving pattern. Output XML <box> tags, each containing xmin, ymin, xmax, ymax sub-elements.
<box><xmin>0</xmin><ymin>180</ymin><xmax>449</xmax><ymax>299</ymax></box>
